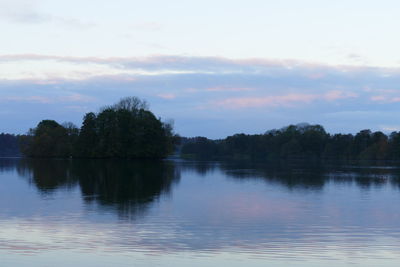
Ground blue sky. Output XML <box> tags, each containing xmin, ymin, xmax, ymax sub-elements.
<box><xmin>1</xmin><ymin>0</ymin><xmax>400</xmax><ymax>138</ymax></box>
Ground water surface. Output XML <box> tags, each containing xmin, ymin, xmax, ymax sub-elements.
<box><xmin>1</xmin><ymin>158</ymin><xmax>400</xmax><ymax>266</ymax></box>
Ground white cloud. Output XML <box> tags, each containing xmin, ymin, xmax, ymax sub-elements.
<box><xmin>0</xmin><ymin>0</ymin><xmax>94</xmax><ymax>28</ymax></box>
<box><xmin>0</xmin><ymin>93</ymin><xmax>95</xmax><ymax>104</ymax></box>
<box><xmin>381</xmin><ymin>126</ymin><xmax>400</xmax><ymax>132</ymax></box>
<box><xmin>1</xmin><ymin>54</ymin><xmax>400</xmax><ymax>82</ymax></box>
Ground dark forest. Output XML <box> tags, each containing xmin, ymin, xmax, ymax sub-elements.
<box><xmin>181</xmin><ymin>123</ymin><xmax>400</xmax><ymax>161</ymax></box>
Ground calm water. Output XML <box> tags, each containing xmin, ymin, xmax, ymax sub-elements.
<box><xmin>1</xmin><ymin>158</ymin><xmax>400</xmax><ymax>266</ymax></box>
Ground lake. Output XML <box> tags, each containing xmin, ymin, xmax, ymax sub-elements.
<box><xmin>1</xmin><ymin>158</ymin><xmax>400</xmax><ymax>266</ymax></box>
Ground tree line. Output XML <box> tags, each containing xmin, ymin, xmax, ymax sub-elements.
<box><xmin>0</xmin><ymin>133</ymin><xmax>20</xmax><ymax>157</ymax></box>
<box><xmin>4</xmin><ymin>102</ymin><xmax>400</xmax><ymax>161</ymax></box>
<box><xmin>181</xmin><ymin>123</ymin><xmax>400</xmax><ymax>161</ymax></box>
<box><xmin>19</xmin><ymin>97</ymin><xmax>177</xmax><ymax>159</ymax></box>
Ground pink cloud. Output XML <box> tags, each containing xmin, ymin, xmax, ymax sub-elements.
<box><xmin>59</xmin><ymin>93</ymin><xmax>95</xmax><ymax>102</ymax></box>
<box><xmin>364</xmin><ymin>88</ymin><xmax>397</xmax><ymax>93</ymax></box>
<box><xmin>157</xmin><ymin>93</ymin><xmax>176</xmax><ymax>99</ymax></box>
<box><xmin>214</xmin><ymin>94</ymin><xmax>318</xmax><ymax>108</ymax></box>
<box><xmin>371</xmin><ymin>95</ymin><xmax>386</xmax><ymax>101</ymax></box>
<box><xmin>213</xmin><ymin>91</ymin><xmax>358</xmax><ymax>109</ymax></box>
<box><xmin>184</xmin><ymin>88</ymin><xmax>199</xmax><ymax>93</ymax></box>
<box><xmin>206</xmin><ymin>86</ymin><xmax>254</xmax><ymax>92</ymax></box>
<box><xmin>307</xmin><ymin>73</ymin><xmax>326</xmax><ymax>80</ymax></box>
<box><xmin>370</xmin><ymin>95</ymin><xmax>400</xmax><ymax>103</ymax></box>
<box><xmin>324</xmin><ymin>90</ymin><xmax>358</xmax><ymax>101</ymax></box>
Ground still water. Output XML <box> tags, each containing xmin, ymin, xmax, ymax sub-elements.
<box><xmin>1</xmin><ymin>158</ymin><xmax>400</xmax><ymax>266</ymax></box>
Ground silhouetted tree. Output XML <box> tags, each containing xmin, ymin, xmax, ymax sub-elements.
<box><xmin>75</xmin><ymin>112</ymin><xmax>98</xmax><ymax>157</ymax></box>
<box><xmin>0</xmin><ymin>133</ymin><xmax>20</xmax><ymax>156</ymax></box>
<box><xmin>180</xmin><ymin>123</ymin><xmax>400</xmax><ymax>161</ymax></box>
<box><xmin>20</xmin><ymin>120</ymin><xmax>71</xmax><ymax>157</ymax></box>
<box><xmin>20</xmin><ymin>97</ymin><xmax>175</xmax><ymax>159</ymax></box>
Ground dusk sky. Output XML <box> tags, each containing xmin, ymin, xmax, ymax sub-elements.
<box><xmin>2</xmin><ymin>0</ymin><xmax>400</xmax><ymax>138</ymax></box>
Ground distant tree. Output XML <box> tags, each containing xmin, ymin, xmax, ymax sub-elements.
<box><xmin>0</xmin><ymin>133</ymin><xmax>20</xmax><ymax>157</ymax></box>
<box><xmin>389</xmin><ymin>132</ymin><xmax>400</xmax><ymax>159</ymax></box>
<box><xmin>323</xmin><ymin>134</ymin><xmax>353</xmax><ymax>160</ymax></box>
<box><xmin>280</xmin><ymin>139</ymin><xmax>302</xmax><ymax>159</ymax></box>
<box><xmin>21</xmin><ymin>120</ymin><xmax>71</xmax><ymax>157</ymax></box>
<box><xmin>180</xmin><ymin>124</ymin><xmax>399</xmax><ymax>161</ymax></box>
<box><xmin>353</xmin><ymin>129</ymin><xmax>372</xmax><ymax>157</ymax></box>
<box><xmin>299</xmin><ymin>124</ymin><xmax>328</xmax><ymax>158</ymax></box>
<box><xmin>74</xmin><ymin>97</ymin><xmax>174</xmax><ymax>159</ymax></box>
<box><xmin>62</xmin><ymin>122</ymin><xmax>79</xmax><ymax>155</ymax></box>
<box><xmin>181</xmin><ymin>137</ymin><xmax>219</xmax><ymax>159</ymax></box>
<box><xmin>75</xmin><ymin>112</ymin><xmax>98</xmax><ymax>157</ymax></box>
<box><xmin>112</xmin><ymin>96</ymin><xmax>149</xmax><ymax>112</ymax></box>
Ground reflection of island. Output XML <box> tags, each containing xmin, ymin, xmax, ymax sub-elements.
<box><xmin>12</xmin><ymin>158</ymin><xmax>400</xmax><ymax>223</ymax></box>
<box><xmin>17</xmin><ymin>159</ymin><xmax>77</xmax><ymax>192</ymax></box>
<box><xmin>185</xmin><ymin>160</ymin><xmax>400</xmax><ymax>190</ymax></box>
<box><xmin>0</xmin><ymin>158</ymin><xmax>20</xmax><ymax>172</ymax></box>
<box><xmin>16</xmin><ymin>159</ymin><xmax>180</xmax><ymax>218</ymax></box>
<box><xmin>15</xmin><ymin>158</ymin><xmax>400</xmax><ymax>199</ymax></box>
<box><xmin>75</xmin><ymin>160</ymin><xmax>180</xmax><ymax>218</ymax></box>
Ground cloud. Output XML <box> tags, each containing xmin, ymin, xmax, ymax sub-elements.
<box><xmin>131</xmin><ymin>22</ymin><xmax>163</xmax><ymax>32</ymax></box>
<box><xmin>214</xmin><ymin>94</ymin><xmax>318</xmax><ymax>109</ymax></box>
<box><xmin>347</xmin><ymin>53</ymin><xmax>369</xmax><ymax>65</ymax></box>
<box><xmin>381</xmin><ymin>126</ymin><xmax>400</xmax><ymax>132</ymax></box>
<box><xmin>206</xmin><ymin>86</ymin><xmax>254</xmax><ymax>92</ymax></box>
<box><xmin>371</xmin><ymin>95</ymin><xmax>386</xmax><ymax>101</ymax></box>
<box><xmin>58</xmin><ymin>93</ymin><xmax>95</xmax><ymax>102</ymax></box>
<box><xmin>2</xmin><ymin>11</ymin><xmax>50</xmax><ymax>24</ymax></box>
<box><xmin>2</xmin><ymin>54</ymin><xmax>400</xmax><ymax>87</ymax></box>
<box><xmin>370</xmin><ymin>91</ymin><xmax>400</xmax><ymax>103</ymax></box>
<box><xmin>212</xmin><ymin>90</ymin><xmax>359</xmax><ymax>109</ymax></box>
<box><xmin>157</xmin><ymin>93</ymin><xmax>176</xmax><ymax>99</ymax></box>
<box><xmin>1</xmin><ymin>96</ymin><xmax>52</xmax><ymax>104</ymax></box>
<box><xmin>0</xmin><ymin>1</ymin><xmax>94</xmax><ymax>28</ymax></box>
<box><xmin>0</xmin><ymin>54</ymin><xmax>399</xmax><ymax>79</ymax></box>
<box><xmin>324</xmin><ymin>90</ymin><xmax>358</xmax><ymax>101</ymax></box>
<box><xmin>0</xmin><ymin>93</ymin><xmax>94</xmax><ymax>104</ymax></box>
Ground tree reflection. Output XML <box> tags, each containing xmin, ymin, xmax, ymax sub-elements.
<box><xmin>16</xmin><ymin>159</ymin><xmax>180</xmax><ymax>219</ymax></box>
<box><xmin>186</xmin><ymin>160</ymin><xmax>400</xmax><ymax>190</ymax></box>
<box><xmin>0</xmin><ymin>158</ymin><xmax>19</xmax><ymax>172</ymax></box>
<box><xmin>74</xmin><ymin>160</ymin><xmax>180</xmax><ymax>219</ymax></box>
<box><xmin>17</xmin><ymin>159</ymin><xmax>76</xmax><ymax>192</ymax></box>
<box><xmin>220</xmin><ymin>160</ymin><xmax>327</xmax><ymax>190</ymax></box>
<box><xmin>11</xmin><ymin>157</ymin><xmax>400</xmax><ymax>220</ymax></box>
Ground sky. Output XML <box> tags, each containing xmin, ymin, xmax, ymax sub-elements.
<box><xmin>1</xmin><ymin>0</ymin><xmax>400</xmax><ymax>138</ymax></box>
